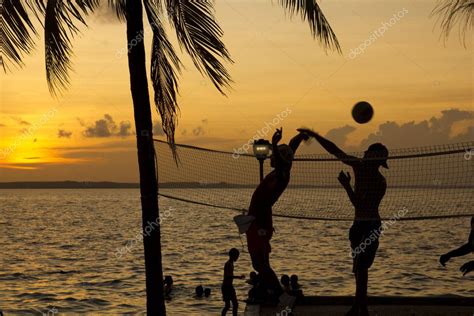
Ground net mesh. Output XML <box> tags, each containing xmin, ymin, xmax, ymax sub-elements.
<box><xmin>155</xmin><ymin>140</ymin><xmax>474</xmax><ymax>221</ymax></box>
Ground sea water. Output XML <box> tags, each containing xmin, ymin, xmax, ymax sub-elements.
<box><xmin>0</xmin><ymin>189</ymin><xmax>472</xmax><ymax>315</ymax></box>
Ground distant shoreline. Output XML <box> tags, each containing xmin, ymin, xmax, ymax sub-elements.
<box><xmin>0</xmin><ymin>181</ymin><xmax>140</xmax><ymax>189</ymax></box>
<box><xmin>0</xmin><ymin>181</ymin><xmax>472</xmax><ymax>189</ymax></box>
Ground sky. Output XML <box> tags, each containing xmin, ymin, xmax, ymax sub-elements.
<box><xmin>1</xmin><ymin>0</ymin><xmax>472</xmax><ymax>182</ymax></box>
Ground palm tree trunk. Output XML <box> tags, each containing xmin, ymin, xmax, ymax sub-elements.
<box><xmin>125</xmin><ymin>0</ymin><xmax>166</xmax><ymax>315</ymax></box>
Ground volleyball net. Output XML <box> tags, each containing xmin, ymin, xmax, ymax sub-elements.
<box><xmin>154</xmin><ymin>139</ymin><xmax>474</xmax><ymax>221</ymax></box>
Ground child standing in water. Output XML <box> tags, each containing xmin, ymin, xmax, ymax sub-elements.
<box><xmin>221</xmin><ymin>248</ymin><xmax>245</xmax><ymax>316</ymax></box>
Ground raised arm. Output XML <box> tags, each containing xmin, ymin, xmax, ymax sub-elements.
<box><xmin>298</xmin><ymin>128</ymin><xmax>358</xmax><ymax>166</ymax></box>
<box><xmin>272</xmin><ymin>128</ymin><xmax>294</xmax><ymax>179</ymax></box>
<box><xmin>338</xmin><ymin>171</ymin><xmax>358</xmax><ymax>208</ymax></box>
<box><xmin>288</xmin><ymin>131</ymin><xmax>309</xmax><ymax>154</ymax></box>
<box><xmin>271</xmin><ymin>128</ymin><xmax>286</xmax><ymax>172</ymax></box>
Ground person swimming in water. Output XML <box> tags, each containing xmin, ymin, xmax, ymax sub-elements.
<box><xmin>195</xmin><ymin>285</ymin><xmax>204</xmax><ymax>298</ymax></box>
<box><xmin>280</xmin><ymin>274</ymin><xmax>290</xmax><ymax>293</ymax></box>
<box><xmin>163</xmin><ymin>275</ymin><xmax>173</xmax><ymax>299</ymax></box>
<box><xmin>299</xmin><ymin>128</ymin><xmax>388</xmax><ymax>316</ymax></box>
<box><xmin>440</xmin><ymin>216</ymin><xmax>474</xmax><ymax>276</ymax></box>
<box><xmin>246</xmin><ymin>128</ymin><xmax>308</xmax><ymax>301</ymax></box>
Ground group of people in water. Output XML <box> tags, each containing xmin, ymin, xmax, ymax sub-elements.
<box><xmin>162</xmin><ymin>277</ymin><xmax>213</xmax><ymax>300</ymax></box>
<box><xmin>195</xmin><ymin>285</ymin><xmax>212</xmax><ymax>298</ymax></box>
<box><xmin>220</xmin><ymin>128</ymin><xmax>473</xmax><ymax>316</ymax></box>
<box><xmin>247</xmin><ymin>271</ymin><xmax>303</xmax><ymax>304</ymax></box>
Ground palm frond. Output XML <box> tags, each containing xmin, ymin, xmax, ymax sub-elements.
<box><xmin>166</xmin><ymin>0</ymin><xmax>233</xmax><ymax>94</ymax></box>
<box><xmin>277</xmin><ymin>0</ymin><xmax>341</xmax><ymax>52</ymax></box>
<box><xmin>108</xmin><ymin>0</ymin><xmax>127</xmax><ymax>21</ymax></box>
<box><xmin>42</xmin><ymin>0</ymin><xmax>99</xmax><ymax>95</ymax></box>
<box><xmin>144</xmin><ymin>0</ymin><xmax>182</xmax><ymax>153</ymax></box>
<box><xmin>1</xmin><ymin>0</ymin><xmax>38</xmax><ymax>71</ymax></box>
<box><xmin>432</xmin><ymin>0</ymin><xmax>473</xmax><ymax>46</ymax></box>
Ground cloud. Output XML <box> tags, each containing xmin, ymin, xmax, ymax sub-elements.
<box><xmin>192</xmin><ymin>126</ymin><xmax>206</xmax><ymax>136</ymax></box>
<box><xmin>11</xmin><ymin>116</ymin><xmax>31</xmax><ymax>126</ymax></box>
<box><xmin>77</xmin><ymin>118</ymin><xmax>86</xmax><ymax>127</ymax></box>
<box><xmin>309</xmin><ymin>108</ymin><xmax>473</xmax><ymax>153</ymax></box>
<box><xmin>118</xmin><ymin>121</ymin><xmax>132</xmax><ymax>137</ymax></box>
<box><xmin>58</xmin><ymin>129</ymin><xmax>73</xmax><ymax>138</ymax></box>
<box><xmin>192</xmin><ymin>119</ymin><xmax>209</xmax><ymax>137</ymax></box>
<box><xmin>0</xmin><ymin>123</ymin><xmax>5</xmax><ymax>127</ymax></box>
<box><xmin>83</xmin><ymin>115</ymin><xmax>114</xmax><ymax>137</ymax></box>
<box><xmin>91</xmin><ymin>2</ymin><xmax>121</xmax><ymax>24</ymax></box>
<box><xmin>358</xmin><ymin>108</ymin><xmax>473</xmax><ymax>150</ymax></box>
<box><xmin>82</xmin><ymin>114</ymin><xmax>133</xmax><ymax>138</ymax></box>
<box><xmin>324</xmin><ymin>125</ymin><xmax>356</xmax><ymax>146</ymax></box>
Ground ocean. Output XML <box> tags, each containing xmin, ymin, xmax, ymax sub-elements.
<box><xmin>1</xmin><ymin>189</ymin><xmax>473</xmax><ymax>315</ymax></box>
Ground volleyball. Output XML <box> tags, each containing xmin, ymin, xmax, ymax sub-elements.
<box><xmin>352</xmin><ymin>101</ymin><xmax>374</xmax><ymax>124</ymax></box>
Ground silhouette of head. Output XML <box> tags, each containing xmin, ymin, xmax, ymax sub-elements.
<box><xmin>471</xmin><ymin>216</ymin><xmax>474</xmax><ymax>229</ymax></box>
<box><xmin>195</xmin><ymin>285</ymin><xmax>204</xmax><ymax>297</ymax></box>
<box><xmin>290</xmin><ymin>274</ymin><xmax>299</xmax><ymax>287</ymax></box>
<box><xmin>229</xmin><ymin>248</ymin><xmax>240</xmax><ymax>261</ymax></box>
<box><xmin>164</xmin><ymin>275</ymin><xmax>173</xmax><ymax>286</ymax></box>
<box><xmin>270</xmin><ymin>144</ymin><xmax>294</xmax><ymax>168</ymax></box>
<box><xmin>204</xmin><ymin>288</ymin><xmax>211</xmax><ymax>297</ymax></box>
<box><xmin>281</xmin><ymin>274</ymin><xmax>290</xmax><ymax>287</ymax></box>
<box><xmin>364</xmin><ymin>143</ymin><xmax>389</xmax><ymax>169</ymax></box>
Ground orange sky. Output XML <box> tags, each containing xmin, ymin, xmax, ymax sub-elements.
<box><xmin>1</xmin><ymin>0</ymin><xmax>472</xmax><ymax>182</ymax></box>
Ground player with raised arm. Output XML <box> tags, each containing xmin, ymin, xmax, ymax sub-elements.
<box><xmin>299</xmin><ymin>128</ymin><xmax>389</xmax><ymax>316</ymax></box>
<box><xmin>246</xmin><ymin>128</ymin><xmax>308</xmax><ymax>302</ymax></box>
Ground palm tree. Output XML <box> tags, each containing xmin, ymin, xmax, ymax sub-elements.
<box><xmin>2</xmin><ymin>0</ymin><xmax>339</xmax><ymax>314</ymax></box>
<box><xmin>432</xmin><ymin>0</ymin><xmax>473</xmax><ymax>45</ymax></box>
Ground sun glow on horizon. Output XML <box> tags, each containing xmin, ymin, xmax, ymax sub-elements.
<box><xmin>1</xmin><ymin>0</ymin><xmax>472</xmax><ymax>182</ymax></box>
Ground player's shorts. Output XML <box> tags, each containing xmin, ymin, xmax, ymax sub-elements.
<box><xmin>221</xmin><ymin>285</ymin><xmax>237</xmax><ymax>302</ymax></box>
<box><xmin>349</xmin><ymin>219</ymin><xmax>382</xmax><ymax>272</ymax></box>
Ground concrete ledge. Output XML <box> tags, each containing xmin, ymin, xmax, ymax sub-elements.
<box><xmin>249</xmin><ymin>296</ymin><xmax>474</xmax><ymax>316</ymax></box>
<box><xmin>299</xmin><ymin>296</ymin><xmax>474</xmax><ymax>306</ymax></box>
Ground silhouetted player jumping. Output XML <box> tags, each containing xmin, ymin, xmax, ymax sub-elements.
<box><xmin>246</xmin><ymin>128</ymin><xmax>308</xmax><ymax>301</ymax></box>
<box><xmin>299</xmin><ymin>128</ymin><xmax>388</xmax><ymax>316</ymax></box>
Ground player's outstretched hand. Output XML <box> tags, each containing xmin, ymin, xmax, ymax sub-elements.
<box><xmin>439</xmin><ymin>254</ymin><xmax>450</xmax><ymax>267</ymax></box>
<box><xmin>460</xmin><ymin>261</ymin><xmax>474</xmax><ymax>276</ymax></box>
